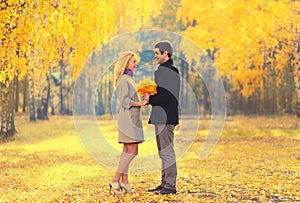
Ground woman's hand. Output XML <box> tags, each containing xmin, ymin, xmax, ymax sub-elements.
<box><xmin>140</xmin><ymin>99</ymin><xmax>148</xmax><ymax>106</ymax></box>
<box><xmin>132</xmin><ymin>93</ymin><xmax>150</xmax><ymax>107</ymax></box>
<box><xmin>131</xmin><ymin>99</ymin><xmax>148</xmax><ymax>107</ymax></box>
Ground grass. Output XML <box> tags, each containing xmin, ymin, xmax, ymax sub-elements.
<box><xmin>0</xmin><ymin>113</ymin><xmax>299</xmax><ymax>202</ymax></box>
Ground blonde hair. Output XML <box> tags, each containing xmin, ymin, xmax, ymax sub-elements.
<box><xmin>114</xmin><ymin>52</ymin><xmax>135</xmax><ymax>87</ymax></box>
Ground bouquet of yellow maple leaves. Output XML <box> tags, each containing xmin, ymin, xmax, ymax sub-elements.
<box><xmin>136</xmin><ymin>79</ymin><xmax>157</xmax><ymax>96</ymax></box>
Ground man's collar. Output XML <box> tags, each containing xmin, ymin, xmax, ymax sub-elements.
<box><xmin>160</xmin><ymin>58</ymin><xmax>173</xmax><ymax>67</ymax></box>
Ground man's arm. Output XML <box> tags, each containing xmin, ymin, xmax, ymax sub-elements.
<box><xmin>148</xmin><ymin>87</ymin><xmax>173</xmax><ymax>106</ymax></box>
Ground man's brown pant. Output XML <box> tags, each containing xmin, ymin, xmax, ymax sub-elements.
<box><xmin>155</xmin><ymin>124</ymin><xmax>177</xmax><ymax>190</ymax></box>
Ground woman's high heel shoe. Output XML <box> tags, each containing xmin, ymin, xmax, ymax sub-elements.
<box><xmin>109</xmin><ymin>181</ymin><xmax>123</xmax><ymax>194</ymax></box>
<box><xmin>119</xmin><ymin>182</ymin><xmax>132</xmax><ymax>193</ymax></box>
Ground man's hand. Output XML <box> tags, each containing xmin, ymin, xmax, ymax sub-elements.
<box><xmin>140</xmin><ymin>99</ymin><xmax>148</xmax><ymax>106</ymax></box>
<box><xmin>143</xmin><ymin>92</ymin><xmax>150</xmax><ymax>103</ymax></box>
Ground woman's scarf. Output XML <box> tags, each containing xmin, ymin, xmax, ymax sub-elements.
<box><xmin>124</xmin><ymin>69</ymin><xmax>133</xmax><ymax>77</ymax></box>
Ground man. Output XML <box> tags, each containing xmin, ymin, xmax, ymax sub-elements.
<box><xmin>144</xmin><ymin>41</ymin><xmax>180</xmax><ymax>195</ymax></box>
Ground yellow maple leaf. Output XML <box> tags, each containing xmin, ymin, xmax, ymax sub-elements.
<box><xmin>136</xmin><ymin>79</ymin><xmax>157</xmax><ymax>96</ymax></box>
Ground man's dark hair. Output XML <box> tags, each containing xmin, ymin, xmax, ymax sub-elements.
<box><xmin>155</xmin><ymin>41</ymin><xmax>173</xmax><ymax>58</ymax></box>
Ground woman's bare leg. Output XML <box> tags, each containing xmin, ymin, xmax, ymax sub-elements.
<box><xmin>111</xmin><ymin>145</ymin><xmax>126</xmax><ymax>182</ymax></box>
<box><xmin>111</xmin><ymin>143</ymin><xmax>138</xmax><ymax>183</ymax></box>
<box><xmin>120</xmin><ymin>143</ymin><xmax>138</xmax><ymax>184</ymax></box>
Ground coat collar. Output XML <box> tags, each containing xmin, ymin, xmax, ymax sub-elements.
<box><xmin>160</xmin><ymin>58</ymin><xmax>173</xmax><ymax>68</ymax></box>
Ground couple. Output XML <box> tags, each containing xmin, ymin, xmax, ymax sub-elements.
<box><xmin>109</xmin><ymin>41</ymin><xmax>180</xmax><ymax>195</ymax></box>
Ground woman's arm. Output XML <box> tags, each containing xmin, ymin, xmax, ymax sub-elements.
<box><xmin>131</xmin><ymin>99</ymin><xmax>148</xmax><ymax>107</ymax></box>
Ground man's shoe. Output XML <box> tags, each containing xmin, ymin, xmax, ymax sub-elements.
<box><xmin>147</xmin><ymin>185</ymin><xmax>163</xmax><ymax>192</ymax></box>
<box><xmin>160</xmin><ymin>188</ymin><xmax>176</xmax><ymax>195</ymax></box>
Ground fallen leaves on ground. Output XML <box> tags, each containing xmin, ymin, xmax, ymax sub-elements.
<box><xmin>0</xmin><ymin>115</ymin><xmax>299</xmax><ymax>202</ymax></box>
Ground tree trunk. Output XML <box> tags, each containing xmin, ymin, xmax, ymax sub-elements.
<box><xmin>29</xmin><ymin>69</ymin><xmax>36</xmax><ymax>121</ymax></box>
<box><xmin>59</xmin><ymin>60</ymin><xmax>64</xmax><ymax>114</ymax></box>
<box><xmin>270</xmin><ymin>68</ymin><xmax>277</xmax><ymax>114</ymax></box>
<box><xmin>37</xmin><ymin>71</ymin><xmax>51</xmax><ymax>120</ymax></box>
<box><xmin>96</xmin><ymin>86</ymin><xmax>105</xmax><ymax>115</ymax></box>
<box><xmin>45</xmin><ymin>70</ymin><xmax>51</xmax><ymax>117</ymax></box>
<box><xmin>22</xmin><ymin>76</ymin><xmax>28</xmax><ymax>113</ymax></box>
<box><xmin>15</xmin><ymin>78</ymin><xmax>19</xmax><ymax>112</ymax></box>
<box><xmin>0</xmin><ymin>81</ymin><xmax>16</xmax><ymax>137</ymax></box>
<box><xmin>287</xmin><ymin>67</ymin><xmax>294</xmax><ymax>114</ymax></box>
<box><xmin>180</xmin><ymin>55</ymin><xmax>188</xmax><ymax>112</ymax></box>
<box><xmin>294</xmin><ymin>41</ymin><xmax>300</xmax><ymax>117</ymax></box>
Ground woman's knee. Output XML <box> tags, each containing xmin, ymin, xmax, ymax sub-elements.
<box><xmin>125</xmin><ymin>143</ymin><xmax>138</xmax><ymax>156</ymax></box>
<box><xmin>129</xmin><ymin>147</ymin><xmax>138</xmax><ymax>156</ymax></box>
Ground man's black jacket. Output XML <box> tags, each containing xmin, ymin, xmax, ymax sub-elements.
<box><xmin>148</xmin><ymin>59</ymin><xmax>180</xmax><ymax>125</ymax></box>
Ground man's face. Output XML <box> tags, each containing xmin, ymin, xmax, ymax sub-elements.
<box><xmin>154</xmin><ymin>48</ymin><xmax>168</xmax><ymax>65</ymax></box>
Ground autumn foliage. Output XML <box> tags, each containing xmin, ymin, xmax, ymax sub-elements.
<box><xmin>0</xmin><ymin>0</ymin><xmax>163</xmax><ymax>83</ymax></box>
<box><xmin>1</xmin><ymin>1</ymin><xmax>300</xmax><ymax>201</ymax></box>
<box><xmin>0</xmin><ymin>115</ymin><xmax>299</xmax><ymax>202</ymax></box>
<box><xmin>1</xmin><ymin>0</ymin><xmax>299</xmax><ymax>108</ymax></box>
<box><xmin>177</xmin><ymin>0</ymin><xmax>300</xmax><ymax>96</ymax></box>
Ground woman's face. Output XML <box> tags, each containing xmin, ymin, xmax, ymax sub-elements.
<box><xmin>126</xmin><ymin>55</ymin><xmax>137</xmax><ymax>71</ymax></box>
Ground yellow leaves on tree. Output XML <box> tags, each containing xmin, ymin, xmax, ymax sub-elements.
<box><xmin>0</xmin><ymin>0</ymin><xmax>163</xmax><ymax>84</ymax></box>
<box><xmin>177</xmin><ymin>0</ymin><xmax>300</xmax><ymax>96</ymax></box>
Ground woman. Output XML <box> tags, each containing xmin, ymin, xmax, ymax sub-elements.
<box><xmin>109</xmin><ymin>52</ymin><xmax>147</xmax><ymax>194</ymax></box>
